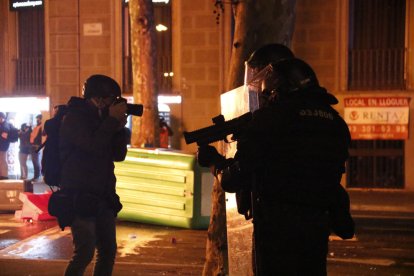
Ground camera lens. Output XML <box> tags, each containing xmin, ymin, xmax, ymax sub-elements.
<box><xmin>126</xmin><ymin>104</ymin><xmax>143</xmax><ymax>116</ymax></box>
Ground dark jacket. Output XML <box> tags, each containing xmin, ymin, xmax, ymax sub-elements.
<box><xmin>222</xmin><ymin>88</ymin><xmax>354</xmax><ymax>231</ymax></box>
<box><xmin>0</xmin><ymin>121</ymin><xmax>11</xmax><ymax>152</ymax></box>
<box><xmin>59</xmin><ymin>97</ymin><xmax>127</xmax><ymax>213</ymax></box>
<box><xmin>233</xmin><ymin>90</ymin><xmax>351</xmax><ymax>203</ymax></box>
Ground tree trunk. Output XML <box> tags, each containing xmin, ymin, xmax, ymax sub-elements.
<box><xmin>227</xmin><ymin>0</ymin><xmax>297</xmax><ymax>89</ymax></box>
<box><xmin>129</xmin><ymin>0</ymin><xmax>160</xmax><ymax>148</ymax></box>
<box><xmin>203</xmin><ymin>1</ymin><xmax>297</xmax><ymax>275</ymax></box>
<box><xmin>202</xmin><ymin>175</ymin><xmax>228</xmax><ymax>276</ymax></box>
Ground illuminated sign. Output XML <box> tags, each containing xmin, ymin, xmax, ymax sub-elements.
<box><xmin>9</xmin><ymin>0</ymin><xmax>43</xmax><ymax>10</ymax></box>
<box><xmin>124</xmin><ymin>0</ymin><xmax>170</xmax><ymax>4</ymax></box>
<box><xmin>344</xmin><ymin>97</ymin><xmax>411</xmax><ymax>140</ymax></box>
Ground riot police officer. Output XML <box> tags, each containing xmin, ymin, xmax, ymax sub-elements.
<box><xmin>198</xmin><ymin>54</ymin><xmax>354</xmax><ymax>275</ymax></box>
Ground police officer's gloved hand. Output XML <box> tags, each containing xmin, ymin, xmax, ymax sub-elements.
<box><xmin>197</xmin><ymin>145</ymin><xmax>226</xmax><ymax>168</ymax></box>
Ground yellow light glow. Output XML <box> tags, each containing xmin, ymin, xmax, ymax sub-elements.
<box><xmin>156</xmin><ymin>24</ymin><xmax>168</xmax><ymax>32</ymax></box>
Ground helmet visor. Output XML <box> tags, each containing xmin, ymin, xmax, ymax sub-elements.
<box><xmin>244</xmin><ymin>62</ymin><xmax>274</xmax><ymax>93</ymax></box>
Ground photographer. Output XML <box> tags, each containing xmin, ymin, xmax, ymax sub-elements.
<box><xmin>198</xmin><ymin>50</ymin><xmax>354</xmax><ymax>275</ymax></box>
<box><xmin>59</xmin><ymin>74</ymin><xmax>128</xmax><ymax>276</ymax></box>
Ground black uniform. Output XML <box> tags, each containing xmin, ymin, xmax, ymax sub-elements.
<box><xmin>221</xmin><ymin>88</ymin><xmax>354</xmax><ymax>275</ymax></box>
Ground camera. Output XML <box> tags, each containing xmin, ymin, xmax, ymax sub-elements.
<box><xmin>114</xmin><ymin>97</ymin><xmax>144</xmax><ymax>117</ymax></box>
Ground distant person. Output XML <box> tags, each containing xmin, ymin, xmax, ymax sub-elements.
<box><xmin>59</xmin><ymin>74</ymin><xmax>128</xmax><ymax>275</ymax></box>
<box><xmin>43</xmin><ymin>105</ymin><xmax>67</xmax><ymax>138</ymax></box>
<box><xmin>159</xmin><ymin>116</ymin><xmax>173</xmax><ymax>148</ymax></box>
<box><xmin>18</xmin><ymin>123</ymin><xmax>32</xmax><ymax>180</ymax></box>
<box><xmin>0</xmin><ymin>112</ymin><xmax>11</xmax><ymax>179</ymax></box>
<box><xmin>30</xmin><ymin>114</ymin><xmax>43</xmax><ymax>181</ymax></box>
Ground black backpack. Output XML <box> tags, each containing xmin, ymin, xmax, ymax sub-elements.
<box><xmin>40</xmin><ymin>105</ymin><xmax>68</xmax><ymax>188</ymax></box>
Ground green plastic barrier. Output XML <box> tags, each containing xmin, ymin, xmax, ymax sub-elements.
<box><xmin>115</xmin><ymin>148</ymin><xmax>213</xmax><ymax>229</ymax></box>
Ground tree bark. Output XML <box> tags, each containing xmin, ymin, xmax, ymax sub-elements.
<box><xmin>129</xmin><ymin>0</ymin><xmax>160</xmax><ymax>148</ymax></box>
<box><xmin>202</xmin><ymin>175</ymin><xmax>228</xmax><ymax>276</ymax></box>
<box><xmin>227</xmin><ymin>0</ymin><xmax>297</xmax><ymax>89</ymax></box>
<box><xmin>203</xmin><ymin>1</ymin><xmax>297</xmax><ymax>275</ymax></box>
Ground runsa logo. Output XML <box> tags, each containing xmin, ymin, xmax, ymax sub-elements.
<box><xmin>349</xmin><ymin>111</ymin><xmax>359</xmax><ymax>120</ymax></box>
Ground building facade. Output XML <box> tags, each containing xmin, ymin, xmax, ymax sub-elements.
<box><xmin>1</xmin><ymin>0</ymin><xmax>413</xmax><ymax>190</ymax></box>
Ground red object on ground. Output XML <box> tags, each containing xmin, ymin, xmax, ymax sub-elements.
<box><xmin>15</xmin><ymin>192</ymin><xmax>55</xmax><ymax>221</ymax></box>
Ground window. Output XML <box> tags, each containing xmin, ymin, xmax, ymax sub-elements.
<box><xmin>347</xmin><ymin>140</ymin><xmax>404</xmax><ymax>188</ymax></box>
<box><xmin>348</xmin><ymin>0</ymin><xmax>406</xmax><ymax>90</ymax></box>
<box><xmin>15</xmin><ymin>8</ymin><xmax>45</xmax><ymax>93</ymax></box>
<box><xmin>122</xmin><ymin>5</ymin><xmax>133</xmax><ymax>93</ymax></box>
<box><xmin>154</xmin><ymin>3</ymin><xmax>172</xmax><ymax>94</ymax></box>
<box><xmin>347</xmin><ymin>0</ymin><xmax>406</xmax><ymax>189</ymax></box>
<box><xmin>122</xmin><ymin>2</ymin><xmax>172</xmax><ymax>94</ymax></box>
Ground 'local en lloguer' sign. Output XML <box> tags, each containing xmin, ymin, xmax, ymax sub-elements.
<box><xmin>344</xmin><ymin>97</ymin><xmax>411</xmax><ymax>140</ymax></box>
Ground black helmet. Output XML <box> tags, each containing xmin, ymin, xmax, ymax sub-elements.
<box><xmin>245</xmin><ymin>44</ymin><xmax>295</xmax><ymax>94</ymax></box>
<box><xmin>246</xmin><ymin>43</ymin><xmax>294</xmax><ymax>69</ymax></box>
<box><xmin>272</xmin><ymin>58</ymin><xmax>319</xmax><ymax>92</ymax></box>
<box><xmin>82</xmin><ymin>74</ymin><xmax>121</xmax><ymax>99</ymax></box>
<box><xmin>269</xmin><ymin>58</ymin><xmax>338</xmax><ymax>104</ymax></box>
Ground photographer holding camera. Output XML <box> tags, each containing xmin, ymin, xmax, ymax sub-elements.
<box><xmin>59</xmin><ymin>74</ymin><xmax>130</xmax><ymax>276</ymax></box>
<box><xmin>198</xmin><ymin>45</ymin><xmax>354</xmax><ymax>275</ymax></box>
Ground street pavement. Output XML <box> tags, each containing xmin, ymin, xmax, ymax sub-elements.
<box><xmin>331</xmin><ymin>189</ymin><xmax>414</xmax><ymax>275</ymax></box>
<box><xmin>0</xmin><ymin>215</ymin><xmax>207</xmax><ymax>275</ymax></box>
<box><xmin>0</xmin><ymin>181</ymin><xmax>413</xmax><ymax>275</ymax></box>
<box><xmin>349</xmin><ymin>188</ymin><xmax>414</xmax><ymax>219</ymax></box>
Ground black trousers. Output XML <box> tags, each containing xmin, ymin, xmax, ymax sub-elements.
<box><xmin>253</xmin><ymin>204</ymin><xmax>329</xmax><ymax>276</ymax></box>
